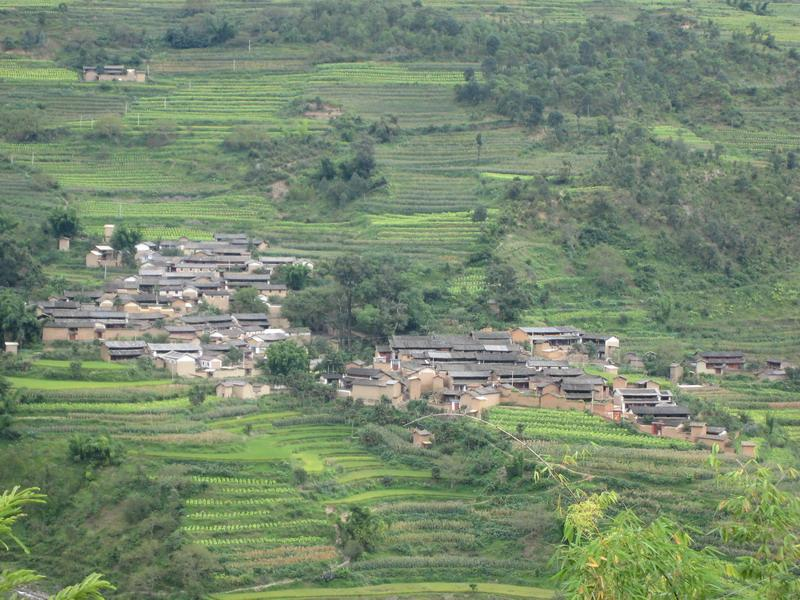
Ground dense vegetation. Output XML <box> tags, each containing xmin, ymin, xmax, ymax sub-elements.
<box><xmin>1</xmin><ymin>0</ymin><xmax>800</xmax><ymax>597</ymax></box>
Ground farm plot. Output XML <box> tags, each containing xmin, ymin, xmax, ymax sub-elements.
<box><xmin>176</xmin><ymin>471</ymin><xmax>337</xmax><ymax>586</ymax></box>
<box><xmin>489</xmin><ymin>406</ymin><xmax>695</xmax><ymax>449</ymax></box>
<box><xmin>0</xmin><ymin>58</ymin><xmax>76</xmax><ymax>82</ymax></box>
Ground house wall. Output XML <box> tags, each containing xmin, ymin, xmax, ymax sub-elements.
<box><xmin>43</xmin><ymin>327</ymin><xmax>96</xmax><ymax>342</ymax></box>
<box><xmin>166</xmin><ymin>359</ymin><xmax>196</xmax><ymax>377</ymax></box>
<box><xmin>612</xmin><ymin>376</ymin><xmax>628</xmax><ymax>390</ymax></box>
<box><xmin>352</xmin><ymin>382</ymin><xmax>402</xmax><ymax>406</ymax></box>
<box><xmin>459</xmin><ymin>392</ymin><xmax>501</xmax><ymax>413</ymax></box>
<box><xmin>406</xmin><ymin>378</ymin><xmax>422</xmax><ymax>401</ymax></box>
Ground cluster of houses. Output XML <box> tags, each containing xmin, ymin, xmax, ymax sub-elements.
<box><xmin>316</xmin><ymin>330</ymin><xmax>762</xmax><ymax>455</ymax></box>
<box><xmin>36</xmin><ymin>230</ymin><xmax>315</xmax><ymax>384</ymax></box>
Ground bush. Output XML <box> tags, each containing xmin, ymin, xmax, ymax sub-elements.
<box><xmin>68</xmin><ymin>434</ymin><xmax>125</xmax><ymax>466</ymax></box>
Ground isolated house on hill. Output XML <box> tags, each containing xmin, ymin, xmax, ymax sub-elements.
<box><xmin>692</xmin><ymin>351</ymin><xmax>745</xmax><ymax>375</ymax></box>
<box><xmin>82</xmin><ymin>65</ymin><xmax>146</xmax><ymax>82</ymax></box>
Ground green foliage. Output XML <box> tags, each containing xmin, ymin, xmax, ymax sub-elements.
<box><xmin>89</xmin><ymin>115</ymin><xmax>123</xmax><ymax>143</ymax></box>
<box><xmin>715</xmin><ymin>462</ymin><xmax>800</xmax><ymax>599</ymax></box>
<box><xmin>285</xmin><ymin>253</ymin><xmax>432</xmax><ymax>345</ymax></box>
<box><xmin>266</xmin><ymin>340</ymin><xmax>309</xmax><ymax>379</ymax></box>
<box><xmin>188</xmin><ymin>383</ymin><xmax>209</xmax><ymax>407</ymax></box>
<box><xmin>0</xmin><ymin>486</ymin><xmax>114</xmax><ymax>599</ymax></box>
<box><xmin>340</xmin><ymin>506</ymin><xmax>384</xmax><ymax>556</ymax></box>
<box><xmin>45</xmin><ymin>207</ymin><xmax>81</xmax><ymax>239</ymax></box>
<box><xmin>165</xmin><ymin>12</ymin><xmax>236</xmax><ymax>49</ymax></box>
<box><xmin>0</xmin><ymin>289</ymin><xmax>41</xmax><ymax>348</ymax></box>
<box><xmin>484</xmin><ymin>259</ymin><xmax>532</xmax><ymax>321</ymax></box>
<box><xmin>231</xmin><ymin>287</ymin><xmax>265</xmax><ymax>313</ymax></box>
<box><xmin>584</xmin><ymin>244</ymin><xmax>631</xmax><ymax>293</ymax></box>
<box><xmin>275</xmin><ymin>263</ymin><xmax>311</xmax><ymax>291</ymax></box>
<box><xmin>556</xmin><ymin>492</ymin><xmax>727</xmax><ymax>599</ymax></box>
<box><xmin>0</xmin><ymin>108</ymin><xmax>51</xmax><ymax>142</ymax></box>
<box><xmin>68</xmin><ymin>434</ymin><xmax>124</xmax><ymax>466</ymax></box>
<box><xmin>50</xmin><ymin>572</ymin><xmax>116</xmax><ymax>600</ymax></box>
<box><xmin>0</xmin><ymin>238</ymin><xmax>44</xmax><ymax>289</ymax></box>
<box><xmin>109</xmin><ymin>224</ymin><xmax>142</xmax><ymax>256</ymax></box>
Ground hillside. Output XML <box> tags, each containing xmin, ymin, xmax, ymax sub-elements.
<box><xmin>1</xmin><ymin>1</ymin><xmax>800</xmax><ymax>599</ymax></box>
<box><xmin>1</xmin><ymin>0</ymin><xmax>799</xmax><ymax>364</ymax></box>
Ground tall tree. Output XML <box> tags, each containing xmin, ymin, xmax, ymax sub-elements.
<box><xmin>45</xmin><ymin>207</ymin><xmax>81</xmax><ymax>238</ymax></box>
<box><xmin>265</xmin><ymin>340</ymin><xmax>309</xmax><ymax>380</ymax></box>
<box><xmin>0</xmin><ymin>289</ymin><xmax>41</xmax><ymax>349</ymax></box>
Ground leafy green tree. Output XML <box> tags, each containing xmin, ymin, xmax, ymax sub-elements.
<box><xmin>0</xmin><ymin>486</ymin><xmax>115</xmax><ymax>597</ymax></box>
<box><xmin>0</xmin><ymin>239</ymin><xmax>44</xmax><ymax>289</ymax></box>
<box><xmin>278</xmin><ymin>263</ymin><xmax>311</xmax><ymax>291</ymax></box>
<box><xmin>231</xmin><ymin>287</ymin><xmax>265</xmax><ymax>312</ymax></box>
<box><xmin>91</xmin><ymin>115</ymin><xmax>123</xmax><ymax>142</ymax></box>
<box><xmin>0</xmin><ymin>108</ymin><xmax>47</xmax><ymax>142</ymax></box>
<box><xmin>0</xmin><ymin>289</ymin><xmax>41</xmax><ymax>349</ymax></box>
<box><xmin>266</xmin><ymin>340</ymin><xmax>309</xmax><ymax>379</ymax></box>
<box><xmin>340</xmin><ymin>506</ymin><xmax>384</xmax><ymax>558</ymax></box>
<box><xmin>472</xmin><ymin>205</ymin><xmax>488</xmax><ymax>222</ymax></box>
<box><xmin>484</xmin><ymin>261</ymin><xmax>532</xmax><ymax>321</ymax></box>
<box><xmin>109</xmin><ymin>224</ymin><xmax>142</xmax><ymax>262</ymax></box>
<box><xmin>68</xmin><ymin>434</ymin><xmax>125</xmax><ymax>466</ymax></box>
<box><xmin>45</xmin><ymin>207</ymin><xmax>81</xmax><ymax>239</ymax></box>
<box><xmin>188</xmin><ymin>383</ymin><xmax>209</xmax><ymax>406</ymax></box>
<box><xmin>224</xmin><ymin>346</ymin><xmax>244</xmax><ymax>366</ymax></box>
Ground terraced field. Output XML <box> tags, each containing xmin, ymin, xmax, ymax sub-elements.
<box><xmin>489</xmin><ymin>406</ymin><xmax>695</xmax><ymax>449</ymax></box>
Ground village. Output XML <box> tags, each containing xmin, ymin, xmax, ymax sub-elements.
<box><xmin>12</xmin><ymin>227</ymin><xmax>794</xmax><ymax>461</ymax></box>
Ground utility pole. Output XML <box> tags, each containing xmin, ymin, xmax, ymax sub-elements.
<box><xmin>164</xmin><ymin>98</ymin><xmax>167</xmax><ymax>109</ymax></box>
<box><xmin>233</xmin><ymin>59</ymin><xmax>237</xmax><ymax>72</ymax></box>
<box><xmin>248</xmin><ymin>39</ymin><xmax>251</xmax><ymax>53</ymax></box>
<box><xmin>31</xmin><ymin>152</ymin><xmax>34</xmax><ymax>166</ymax></box>
<box><xmin>137</xmin><ymin>114</ymin><xmax>140</xmax><ymax>126</ymax></box>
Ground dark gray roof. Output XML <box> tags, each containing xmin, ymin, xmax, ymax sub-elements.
<box><xmin>630</xmin><ymin>405</ymin><xmax>691</xmax><ymax>416</ymax></box>
<box><xmin>103</xmin><ymin>341</ymin><xmax>147</xmax><ymax>349</ymax></box>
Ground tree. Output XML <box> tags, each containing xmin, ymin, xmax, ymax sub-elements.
<box><xmin>475</xmin><ymin>132</ymin><xmax>483</xmax><ymax>164</ymax></box>
<box><xmin>277</xmin><ymin>263</ymin><xmax>311</xmax><ymax>291</ymax></box>
<box><xmin>188</xmin><ymin>383</ymin><xmax>208</xmax><ymax>406</ymax></box>
<box><xmin>231</xmin><ymin>287</ymin><xmax>265</xmax><ymax>312</ymax></box>
<box><xmin>68</xmin><ymin>434</ymin><xmax>124</xmax><ymax>466</ymax></box>
<box><xmin>484</xmin><ymin>261</ymin><xmax>532</xmax><ymax>321</ymax></box>
<box><xmin>109</xmin><ymin>224</ymin><xmax>142</xmax><ymax>259</ymax></box>
<box><xmin>0</xmin><ymin>486</ymin><xmax>115</xmax><ymax>597</ymax></box>
<box><xmin>0</xmin><ymin>108</ymin><xmax>47</xmax><ymax>142</ymax></box>
<box><xmin>92</xmin><ymin>114</ymin><xmax>123</xmax><ymax>142</ymax></box>
<box><xmin>45</xmin><ymin>207</ymin><xmax>81</xmax><ymax>239</ymax></box>
<box><xmin>266</xmin><ymin>340</ymin><xmax>309</xmax><ymax>379</ymax></box>
<box><xmin>0</xmin><ymin>238</ymin><xmax>44</xmax><ymax>289</ymax></box>
<box><xmin>340</xmin><ymin>506</ymin><xmax>384</xmax><ymax>557</ymax></box>
<box><xmin>0</xmin><ymin>289</ymin><xmax>41</xmax><ymax>349</ymax></box>
<box><xmin>472</xmin><ymin>206</ymin><xmax>488</xmax><ymax>222</ymax></box>
<box><xmin>547</xmin><ymin>110</ymin><xmax>565</xmax><ymax>130</ymax></box>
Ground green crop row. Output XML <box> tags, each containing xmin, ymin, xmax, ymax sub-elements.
<box><xmin>182</xmin><ymin>518</ymin><xmax>328</xmax><ymax>534</ymax></box>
